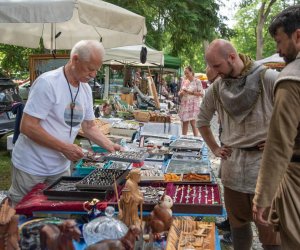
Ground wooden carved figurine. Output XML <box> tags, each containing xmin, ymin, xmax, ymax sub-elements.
<box><xmin>0</xmin><ymin>198</ymin><xmax>20</xmax><ymax>250</ymax></box>
<box><xmin>118</xmin><ymin>188</ymin><xmax>135</xmax><ymax>227</ymax></box>
<box><xmin>121</xmin><ymin>169</ymin><xmax>143</xmax><ymax>227</ymax></box>
<box><xmin>40</xmin><ymin>219</ymin><xmax>81</xmax><ymax>250</ymax></box>
<box><xmin>148</xmin><ymin>194</ymin><xmax>173</xmax><ymax>239</ymax></box>
<box><xmin>85</xmin><ymin>225</ymin><xmax>141</xmax><ymax>250</ymax></box>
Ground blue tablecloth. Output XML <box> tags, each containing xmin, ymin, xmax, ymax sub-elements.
<box><xmin>73</xmin><ymin>227</ymin><xmax>222</xmax><ymax>250</ymax></box>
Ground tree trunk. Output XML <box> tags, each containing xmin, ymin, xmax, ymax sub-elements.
<box><xmin>256</xmin><ymin>0</ymin><xmax>277</xmax><ymax>60</ymax></box>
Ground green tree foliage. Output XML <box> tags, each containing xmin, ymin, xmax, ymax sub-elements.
<box><xmin>106</xmin><ymin>0</ymin><xmax>231</xmax><ymax>72</ymax></box>
<box><xmin>231</xmin><ymin>0</ymin><xmax>294</xmax><ymax>59</ymax></box>
<box><xmin>0</xmin><ymin>38</ymin><xmax>54</xmax><ymax>79</ymax></box>
<box><xmin>0</xmin><ymin>0</ymin><xmax>230</xmax><ymax>75</ymax></box>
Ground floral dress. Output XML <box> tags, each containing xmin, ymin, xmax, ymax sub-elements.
<box><xmin>178</xmin><ymin>78</ymin><xmax>203</xmax><ymax>121</ymax></box>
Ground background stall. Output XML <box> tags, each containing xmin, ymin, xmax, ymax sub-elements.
<box><xmin>102</xmin><ymin>44</ymin><xmax>164</xmax><ymax>99</ymax></box>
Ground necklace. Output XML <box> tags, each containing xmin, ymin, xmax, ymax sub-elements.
<box><xmin>63</xmin><ymin>66</ymin><xmax>80</xmax><ymax>136</ymax></box>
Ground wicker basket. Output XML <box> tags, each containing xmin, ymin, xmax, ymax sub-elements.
<box><xmin>133</xmin><ymin>110</ymin><xmax>150</xmax><ymax>122</ymax></box>
<box><xmin>149</xmin><ymin>113</ymin><xmax>171</xmax><ymax>123</ymax></box>
<box><xmin>78</xmin><ymin>118</ymin><xmax>111</xmax><ymax>136</ymax></box>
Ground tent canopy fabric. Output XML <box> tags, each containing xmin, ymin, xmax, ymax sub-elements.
<box><xmin>164</xmin><ymin>54</ymin><xmax>181</xmax><ymax>69</ymax></box>
<box><xmin>103</xmin><ymin>45</ymin><xmax>164</xmax><ymax>66</ymax></box>
<box><xmin>0</xmin><ymin>0</ymin><xmax>147</xmax><ymax>49</ymax></box>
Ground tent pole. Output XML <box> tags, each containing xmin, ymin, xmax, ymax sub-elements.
<box><xmin>104</xmin><ymin>66</ymin><xmax>109</xmax><ymax>99</ymax></box>
<box><xmin>50</xmin><ymin>23</ymin><xmax>54</xmax><ymax>53</ymax></box>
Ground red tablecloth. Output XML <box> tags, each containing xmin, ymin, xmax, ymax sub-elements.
<box><xmin>16</xmin><ymin>183</ymin><xmax>109</xmax><ymax>216</ymax></box>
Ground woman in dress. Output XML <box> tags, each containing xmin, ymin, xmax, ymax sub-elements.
<box><xmin>178</xmin><ymin>66</ymin><xmax>204</xmax><ymax>136</ymax></box>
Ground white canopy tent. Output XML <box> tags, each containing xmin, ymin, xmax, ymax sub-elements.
<box><xmin>0</xmin><ymin>0</ymin><xmax>147</xmax><ymax>50</ymax></box>
<box><xmin>104</xmin><ymin>45</ymin><xmax>164</xmax><ymax>67</ymax></box>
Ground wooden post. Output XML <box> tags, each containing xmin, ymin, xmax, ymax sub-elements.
<box><xmin>147</xmin><ymin>67</ymin><xmax>160</xmax><ymax>109</ymax></box>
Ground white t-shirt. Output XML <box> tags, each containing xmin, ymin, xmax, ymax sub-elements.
<box><xmin>12</xmin><ymin>67</ymin><xmax>95</xmax><ymax>176</ymax></box>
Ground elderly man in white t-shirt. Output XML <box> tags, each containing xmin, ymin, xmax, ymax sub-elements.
<box><xmin>9</xmin><ymin>40</ymin><xmax>121</xmax><ymax>206</ymax></box>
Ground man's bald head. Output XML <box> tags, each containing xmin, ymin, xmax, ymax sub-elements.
<box><xmin>204</xmin><ymin>39</ymin><xmax>244</xmax><ymax>78</ymax></box>
<box><xmin>205</xmin><ymin>39</ymin><xmax>238</xmax><ymax>62</ymax></box>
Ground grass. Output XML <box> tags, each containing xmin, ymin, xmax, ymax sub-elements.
<box><xmin>0</xmin><ymin>133</ymin><xmax>12</xmax><ymax>190</ymax></box>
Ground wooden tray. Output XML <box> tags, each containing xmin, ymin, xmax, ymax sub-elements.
<box><xmin>166</xmin><ymin>220</ymin><xmax>215</xmax><ymax>250</ymax></box>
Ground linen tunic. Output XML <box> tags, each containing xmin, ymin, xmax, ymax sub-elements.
<box><xmin>197</xmin><ymin>67</ymin><xmax>278</xmax><ymax>193</ymax></box>
<box><xmin>254</xmin><ymin>53</ymin><xmax>300</xmax><ymax>246</ymax></box>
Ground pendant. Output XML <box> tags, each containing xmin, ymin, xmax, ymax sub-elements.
<box><xmin>70</xmin><ymin>102</ymin><xmax>75</xmax><ymax>109</ymax></box>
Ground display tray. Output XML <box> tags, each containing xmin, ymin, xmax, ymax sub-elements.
<box><xmin>179</xmin><ymin>135</ymin><xmax>204</xmax><ymax>142</ymax></box>
<box><xmin>82</xmin><ymin>151</ymin><xmax>107</xmax><ymax>162</ymax></box>
<box><xmin>165</xmin><ymin>159</ymin><xmax>210</xmax><ymax>174</ymax></box>
<box><xmin>169</xmin><ymin>139</ymin><xmax>204</xmax><ymax>151</ymax></box>
<box><xmin>105</xmin><ymin>161</ymin><xmax>131</xmax><ymax>170</ymax></box>
<box><xmin>164</xmin><ymin>173</ymin><xmax>211</xmax><ymax>183</ymax></box>
<box><xmin>166</xmin><ymin>183</ymin><xmax>222</xmax><ymax>215</ymax></box>
<box><xmin>164</xmin><ymin>173</ymin><xmax>182</xmax><ymax>182</ymax></box>
<box><xmin>171</xmin><ymin>151</ymin><xmax>202</xmax><ymax>161</ymax></box>
<box><xmin>75</xmin><ymin>159</ymin><xmax>109</xmax><ymax>175</ymax></box>
<box><xmin>76</xmin><ymin>169</ymin><xmax>129</xmax><ymax>191</ymax></box>
<box><xmin>142</xmin><ymin>136</ymin><xmax>171</xmax><ymax>147</ymax></box>
<box><xmin>145</xmin><ymin>153</ymin><xmax>166</xmax><ymax>162</ymax></box>
<box><xmin>43</xmin><ymin>177</ymin><xmax>108</xmax><ymax>201</ymax></box>
<box><xmin>140</xmin><ymin>161</ymin><xmax>164</xmax><ymax>182</ymax></box>
<box><xmin>104</xmin><ymin>151</ymin><xmax>149</xmax><ymax>163</ymax></box>
<box><xmin>141</xmin><ymin>134</ymin><xmax>172</xmax><ymax>140</ymax></box>
<box><xmin>112</xmin><ymin>182</ymin><xmax>222</xmax><ymax>214</ymax></box>
<box><xmin>166</xmin><ymin>220</ymin><xmax>215</xmax><ymax>250</ymax></box>
<box><xmin>181</xmin><ymin>173</ymin><xmax>211</xmax><ymax>183</ymax></box>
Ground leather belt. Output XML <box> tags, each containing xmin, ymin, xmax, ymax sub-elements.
<box><xmin>239</xmin><ymin>145</ymin><xmax>260</xmax><ymax>151</ymax></box>
<box><xmin>291</xmin><ymin>154</ymin><xmax>300</xmax><ymax>162</ymax></box>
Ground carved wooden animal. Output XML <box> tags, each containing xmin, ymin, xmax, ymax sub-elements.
<box><xmin>85</xmin><ymin>225</ymin><xmax>141</xmax><ymax>250</ymax></box>
<box><xmin>40</xmin><ymin>219</ymin><xmax>81</xmax><ymax>250</ymax></box>
<box><xmin>0</xmin><ymin>198</ymin><xmax>20</xmax><ymax>250</ymax></box>
<box><xmin>148</xmin><ymin>195</ymin><xmax>173</xmax><ymax>238</ymax></box>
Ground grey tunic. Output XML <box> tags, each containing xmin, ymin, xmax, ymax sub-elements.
<box><xmin>197</xmin><ymin>64</ymin><xmax>278</xmax><ymax>193</ymax></box>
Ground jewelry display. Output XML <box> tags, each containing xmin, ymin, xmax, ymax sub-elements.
<box><xmin>185</xmin><ymin>185</ymin><xmax>191</xmax><ymax>204</ymax></box>
<box><xmin>139</xmin><ymin>186</ymin><xmax>165</xmax><ymax>204</ymax></box>
<box><xmin>49</xmin><ymin>180</ymin><xmax>78</xmax><ymax>192</ymax></box>
<box><xmin>166</xmin><ymin>159</ymin><xmax>210</xmax><ymax>174</ymax></box>
<box><xmin>107</xmin><ymin>161</ymin><xmax>131</xmax><ymax>170</ymax></box>
<box><xmin>169</xmin><ymin>139</ymin><xmax>203</xmax><ymax>151</ymax></box>
<box><xmin>210</xmin><ymin>187</ymin><xmax>214</xmax><ymax>204</ymax></box>
<box><xmin>76</xmin><ymin>169</ymin><xmax>128</xmax><ymax>190</ymax></box>
<box><xmin>104</xmin><ymin>151</ymin><xmax>149</xmax><ymax>163</ymax></box>
<box><xmin>179</xmin><ymin>185</ymin><xmax>184</xmax><ymax>203</ymax></box>
<box><xmin>198</xmin><ymin>186</ymin><xmax>202</xmax><ymax>204</ymax></box>
<box><xmin>173</xmin><ymin>185</ymin><xmax>179</xmax><ymax>203</ymax></box>
<box><xmin>81</xmin><ymin>161</ymin><xmax>106</xmax><ymax>169</ymax></box>
<box><xmin>83</xmin><ymin>152</ymin><xmax>105</xmax><ymax>162</ymax></box>
<box><xmin>192</xmin><ymin>186</ymin><xmax>196</xmax><ymax>204</ymax></box>
<box><xmin>204</xmin><ymin>185</ymin><xmax>208</xmax><ymax>204</ymax></box>
<box><xmin>170</xmin><ymin>184</ymin><xmax>220</xmax><ymax>205</ymax></box>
